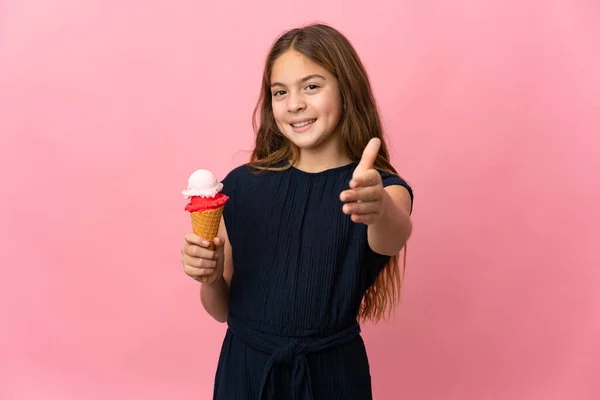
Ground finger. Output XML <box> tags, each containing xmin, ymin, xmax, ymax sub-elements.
<box><xmin>182</xmin><ymin>255</ymin><xmax>217</xmax><ymax>270</ymax></box>
<box><xmin>184</xmin><ymin>264</ymin><xmax>215</xmax><ymax>276</ymax></box>
<box><xmin>351</xmin><ymin>213</ymin><xmax>378</xmax><ymax>225</ymax></box>
<box><xmin>213</xmin><ymin>236</ymin><xmax>226</xmax><ymax>250</ymax></box>
<box><xmin>349</xmin><ymin>169</ymin><xmax>381</xmax><ymax>189</ymax></box>
<box><xmin>184</xmin><ymin>265</ymin><xmax>215</xmax><ymax>280</ymax></box>
<box><xmin>353</xmin><ymin>138</ymin><xmax>381</xmax><ymax>178</ymax></box>
<box><xmin>182</xmin><ymin>243</ymin><xmax>217</xmax><ymax>260</ymax></box>
<box><xmin>342</xmin><ymin>201</ymin><xmax>380</xmax><ymax>215</ymax></box>
<box><xmin>341</xmin><ymin>186</ymin><xmax>382</xmax><ymax>203</ymax></box>
<box><xmin>185</xmin><ymin>232</ymin><xmax>211</xmax><ymax>248</ymax></box>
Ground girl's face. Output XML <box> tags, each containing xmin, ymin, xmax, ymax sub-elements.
<box><xmin>270</xmin><ymin>50</ymin><xmax>342</xmax><ymax>154</ymax></box>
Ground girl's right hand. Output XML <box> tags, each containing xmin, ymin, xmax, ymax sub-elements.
<box><xmin>181</xmin><ymin>233</ymin><xmax>225</xmax><ymax>285</ymax></box>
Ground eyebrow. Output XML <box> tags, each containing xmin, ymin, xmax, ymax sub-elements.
<box><xmin>270</xmin><ymin>74</ymin><xmax>326</xmax><ymax>88</ymax></box>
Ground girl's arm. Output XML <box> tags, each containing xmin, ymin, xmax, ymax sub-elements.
<box><xmin>367</xmin><ymin>185</ymin><xmax>413</xmax><ymax>256</ymax></box>
<box><xmin>340</xmin><ymin>138</ymin><xmax>413</xmax><ymax>256</ymax></box>
<box><xmin>200</xmin><ymin>218</ymin><xmax>233</xmax><ymax>323</ymax></box>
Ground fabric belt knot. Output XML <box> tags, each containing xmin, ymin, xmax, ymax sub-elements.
<box><xmin>227</xmin><ymin>317</ymin><xmax>361</xmax><ymax>400</ymax></box>
<box><xmin>273</xmin><ymin>342</ymin><xmax>303</xmax><ymax>364</ymax></box>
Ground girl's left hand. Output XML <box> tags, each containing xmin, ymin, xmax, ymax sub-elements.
<box><xmin>340</xmin><ymin>138</ymin><xmax>386</xmax><ymax>225</ymax></box>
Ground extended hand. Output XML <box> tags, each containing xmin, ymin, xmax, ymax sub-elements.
<box><xmin>340</xmin><ymin>138</ymin><xmax>385</xmax><ymax>225</ymax></box>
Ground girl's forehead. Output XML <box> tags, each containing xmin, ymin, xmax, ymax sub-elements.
<box><xmin>271</xmin><ymin>50</ymin><xmax>330</xmax><ymax>81</ymax></box>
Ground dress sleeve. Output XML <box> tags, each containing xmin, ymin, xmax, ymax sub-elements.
<box><xmin>380</xmin><ymin>171</ymin><xmax>414</xmax><ymax>215</ymax></box>
<box><xmin>220</xmin><ymin>167</ymin><xmax>238</xmax><ymax>198</ymax></box>
<box><xmin>220</xmin><ymin>166</ymin><xmax>240</xmax><ymax>241</ymax></box>
<box><xmin>364</xmin><ymin>171</ymin><xmax>414</xmax><ymax>287</ymax></box>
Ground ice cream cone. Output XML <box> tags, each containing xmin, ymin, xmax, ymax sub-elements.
<box><xmin>190</xmin><ymin>206</ymin><xmax>224</xmax><ymax>282</ymax></box>
<box><xmin>183</xmin><ymin>169</ymin><xmax>229</xmax><ymax>284</ymax></box>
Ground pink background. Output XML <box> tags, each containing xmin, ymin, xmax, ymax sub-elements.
<box><xmin>1</xmin><ymin>1</ymin><xmax>599</xmax><ymax>399</ymax></box>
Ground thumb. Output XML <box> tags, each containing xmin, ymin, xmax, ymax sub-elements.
<box><xmin>353</xmin><ymin>138</ymin><xmax>381</xmax><ymax>178</ymax></box>
<box><xmin>213</xmin><ymin>236</ymin><xmax>226</xmax><ymax>252</ymax></box>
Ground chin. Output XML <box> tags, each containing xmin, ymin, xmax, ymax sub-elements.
<box><xmin>284</xmin><ymin>129</ymin><xmax>335</xmax><ymax>150</ymax></box>
<box><xmin>285</xmin><ymin>135</ymin><xmax>325</xmax><ymax>151</ymax></box>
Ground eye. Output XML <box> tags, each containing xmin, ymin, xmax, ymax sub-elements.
<box><xmin>272</xmin><ymin>90</ymin><xmax>286</xmax><ymax>97</ymax></box>
<box><xmin>305</xmin><ymin>84</ymin><xmax>319</xmax><ymax>91</ymax></box>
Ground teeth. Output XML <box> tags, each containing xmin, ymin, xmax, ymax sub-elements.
<box><xmin>291</xmin><ymin>119</ymin><xmax>316</xmax><ymax>128</ymax></box>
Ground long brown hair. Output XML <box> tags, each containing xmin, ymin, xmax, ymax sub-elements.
<box><xmin>248</xmin><ymin>23</ymin><xmax>408</xmax><ymax>323</ymax></box>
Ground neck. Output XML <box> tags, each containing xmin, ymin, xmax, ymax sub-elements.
<box><xmin>292</xmin><ymin>137</ymin><xmax>352</xmax><ymax>173</ymax></box>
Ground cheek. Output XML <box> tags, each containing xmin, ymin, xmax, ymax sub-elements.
<box><xmin>276</xmin><ymin>101</ymin><xmax>291</xmax><ymax>118</ymax></box>
<box><xmin>331</xmin><ymin>102</ymin><xmax>342</xmax><ymax>122</ymax></box>
<box><xmin>323</xmin><ymin>101</ymin><xmax>341</xmax><ymax>126</ymax></box>
<box><xmin>271</xmin><ymin>103</ymin><xmax>285</xmax><ymax>125</ymax></box>
<box><xmin>317</xmin><ymin>92</ymin><xmax>342</xmax><ymax>121</ymax></box>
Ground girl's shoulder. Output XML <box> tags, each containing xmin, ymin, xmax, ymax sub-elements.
<box><xmin>221</xmin><ymin>162</ymin><xmax>283</xmax><ymax>192</ymax></box>
<box><xmin>377</xmin><ymin>169</ymin><xmax>414</xmax><ymax>212</ymax></box>
<box><xmin>221</xmin><ymin>164</ymin><xmax>249</xmax><ymax>190</ymax></box>
<box><xmin>379</xmin><ymin>169</ymin><xmax>412</xmax><ymax>192</ymax></box>
<box><xmin>222</xmin><ymin>162</ymin><xmax>280</xmax><ymax>180</ymax></box>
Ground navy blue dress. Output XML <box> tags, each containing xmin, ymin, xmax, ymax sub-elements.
<box><xmin>213</xmin><ymin>162</ymin><xmax>413</xmax><ymax>400</ymax></box>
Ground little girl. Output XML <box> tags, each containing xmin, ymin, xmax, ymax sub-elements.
<box><xmin>181</xmin><ymin>23</ymin><xmax>413</xmax><ymax>400</ymax></box>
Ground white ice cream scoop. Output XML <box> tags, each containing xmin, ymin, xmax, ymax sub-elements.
<box><xmin>182</xmin><ymin>169</ymin><xmax>223</xmax><ymax>198</ymax></box>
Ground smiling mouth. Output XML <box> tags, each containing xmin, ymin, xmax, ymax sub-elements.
<box><xmin>290</xmin><ymin>119</ymin><xmax>317</xmax><ymax>128</ymax></box>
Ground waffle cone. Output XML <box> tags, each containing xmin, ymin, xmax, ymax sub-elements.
<box><xmin>190</xmin><ymin>206</ymin><xmax>224</xmax><ymax>251</ymax></box>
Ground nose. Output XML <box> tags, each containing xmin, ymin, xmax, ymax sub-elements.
<box><xmin>286</xmin><ymin>91</ymin><xmax>306</xmax><ymax>113</ymax></box>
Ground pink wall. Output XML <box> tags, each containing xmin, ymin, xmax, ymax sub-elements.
<box><xmin>1</xmin><ymin>1</ymin><xmax>598</xmax><ymax>399</ymax></box>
